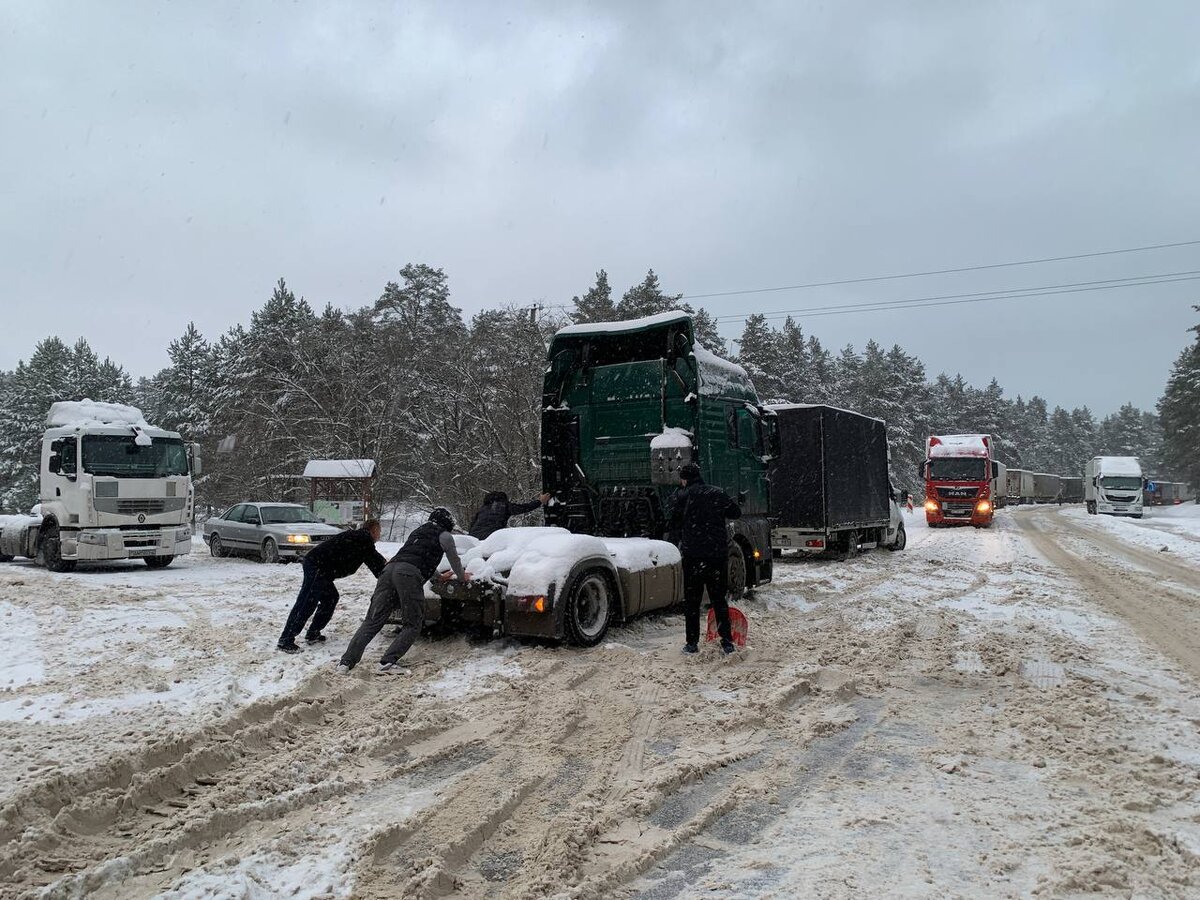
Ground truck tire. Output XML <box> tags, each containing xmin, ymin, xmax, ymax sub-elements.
<box><xmin>209</xmin><ymin>533</ymin><xmax>229</xmax><ymax>558</ymax></box>
<box><xmin>837</xmin><ymin>530</ymin><xmax>860</xmax><ymax>561</ymax></box>
<box><xmin>1086</xmin><ymin>501</ymin><xmax>1096</xmax><ymax>515</ymax></box>
<box><xmin>888</xmin><ymin>523</ymin><xmax>906</xmax><ymax>551</ymax></box>
<box><xmin>260</xmin><ymin>537</ymin><xmax>280</xmax><ymax>564</ymax></box>
<box><xmin>564</xmin><ymin>569</ymin><xmax>612</xmax><ymax>647</ymax></box>
<box><xmin>145</xmin><ymin>556</ymin><xmax>174</xmax><ymax>569</ymax></box>
<box><xmin>40</xmin><ymin>522</ymin><xmax>76</xmax><ymax>573</ymax></box>
<box><xmin>727</xmin><ymin>544</ymin><xmax>747</xmax><ymax>600</ymax></box>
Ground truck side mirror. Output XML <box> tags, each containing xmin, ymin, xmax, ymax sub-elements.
<box><xmin>48</xmin><ymin>451</ymin><xmax>62</xmax><ymax>473</ymax></box>
<box><xmin>188</xmin><ymin>442</ymin><xmax>203</xmax><ymax>476</ymax></box>
<box><xmin>991</xmin><ymin>461</ymin><xmax>999</xmax><ymax>478</ymax></box>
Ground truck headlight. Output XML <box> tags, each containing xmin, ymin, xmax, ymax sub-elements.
<box><xmin>79</xmin><ymin>532</ymin><xmax>107</xmax><ymax>545</ymax></box>
<box><xmin>286</xmin><ymin>534</ymin><xmax>311</xmax><ymax>544</ymax></box>
<box><xmin>924</xmin><ymin>500</ymin><xmax>939</xmax><ymax>513</ymax></box>
<box><xmin>175</xmin><ymin>527</ymin><xmax>192</xmax><ymax>542</ymax></box>
<box><xmin>975</xmin><ymin>500</ymin><xmax>992</xmax><ymax>513</ymax></box>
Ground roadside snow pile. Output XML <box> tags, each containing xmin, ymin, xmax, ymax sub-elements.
<box><xmin>45</xmin><ymin>399</ymin><xmax>148</xmax><ymax>428</ymax></box>
<box><xmin>456</xmin><ymin>527</ymin><xmax>608</xmax><ymax>596</ymax></box>
<box><xmin>650</xmin><ymin>426</ymin><xmax>692</xmax><ymax>450</ymax></box>
<box><xmin>603</xmin><ymin>537</ymin><xmax>680</xmax><ymax>571</ymax></box>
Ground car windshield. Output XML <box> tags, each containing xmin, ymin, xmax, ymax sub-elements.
<box><xmin>929</xmin><ymin>458</ymin><xmax>986</xmax><ymax>481</ymax></box>
<box><xmin>81</xmin><ymin>435</ymin><xmax>189</xmax><ymax>478</ymax></box>
<box><xmin>260</xmin><ymin>505</ymin><xmax>321</xmax><ymax>524</ymax></box>
<box><xmin>1101</xmin><ymin>476</ymin><xmax>1142</xmax><ymax>491</ymax></box>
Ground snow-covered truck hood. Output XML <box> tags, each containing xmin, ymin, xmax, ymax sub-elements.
<box><xmin>439</xmin><ymin>526</ymin><xmax>679</xmax><ymax>597</ymax></box>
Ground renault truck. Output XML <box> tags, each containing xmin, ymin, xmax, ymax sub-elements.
<box><xmin>1084</xmin><ymin>456</ymin><xmax>1144</xmax><ymax>518</ymax></box>
<box><xmin>921</xmin><ymin>434</ymin><xmax>1000</xmax><ymax>527</ymax></box>
<box><xmin>0</xmin><ymin>401</ymin><xmax>199</xmax><ymax>570</ymax></box>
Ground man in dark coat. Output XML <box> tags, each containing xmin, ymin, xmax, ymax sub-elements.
<box><xmin>667</xmin><ymin>462</ymin><xmax>741</xmax><ymax>655</ymax></box>
<box><xmin>338</xmin><ymin>507</ymin><xmax>469</xmax><ymax>675</ymax></box>
<box><xmin>277</xmin><ymin>519</ymin><xmax>386</xmax><ymax>654</ymax></box>
<box><xmin>468</xmin><ymin>490</ymin><xmax>551</xmax><ymax>541</ymax></box>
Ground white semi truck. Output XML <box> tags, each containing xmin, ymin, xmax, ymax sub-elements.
<box><xmin>0</xmin><ymin>401</ymin><xmax>200</xmax><ymax>571</ymax></box>
<box><xmin>1084</xmin><ymin>456</ymin><xmax>1144</xmax><ymax>518</ymax></box>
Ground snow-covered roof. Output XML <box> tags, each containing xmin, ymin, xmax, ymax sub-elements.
<box><xmin>45</xmin><ymin>400</ymin><xmax>148</xmax><ymax>428</ymax></box>
<box><xmin>302</xmin><ymin>459</ymin><xmax>376</xmax><ymax>479</ymax></box>
<box><xmin>1093</xmin><ymin>456</ymin><xmax>1142</xmax><ymax>476</ymax></box>
<box><xmin>555</xmin><ymin>310</ymin><xmax>692</xmax><ymax>338</ymax></box>
<box><xmin>766</xmin><ymin>402</ymin><xmax>885</xmax><ymax>424</ymax></box>
<box><xmin>650</xmin><ymin>426</ymin><xmax>692</xmax><ymax>450</ymax></box>
<box><xmin>927</xmin><ymin>434</ymin><xmax>990</xmax><ymax>458</ymax></box>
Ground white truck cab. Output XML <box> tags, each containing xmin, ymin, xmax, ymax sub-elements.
<box><xmin>1084</xmin><ymin>456</ymin><xmax>1143</xmax><ymax>518</ymax></box>
<box><xmin>0</xmin><ymin>401</ymin><xmax>199</xmax><ymax>571</ymax></box>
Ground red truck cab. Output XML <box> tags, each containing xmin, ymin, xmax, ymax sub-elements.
<box><xmin>921</xmin><ymin>434</ymin><xmax>998</xmax><ymax>528</ymax></box>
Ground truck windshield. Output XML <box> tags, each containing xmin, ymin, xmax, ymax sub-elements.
<box><xmin>1101</xmin><ymin>476</ymin><xmax>1142</xmax><ymax>491</ymax></box>
<box><xmin>260</xmin><ymin>506</ymin><xmax>321</xmax><ymax>524</ymax></box>
<box><xmin>929</xmin><ymin>458</ymin><xmax>986</xmax><ymax>480</ymax></box>
<box><xmin>81</xmin><ymin>435</ymin><xmax>189</xmax><ymax>478</ymax></box>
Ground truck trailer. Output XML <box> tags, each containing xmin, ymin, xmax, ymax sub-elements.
<box><xmin>992</xmin><ymin>461</ymin><xmax>1008</xmax><ymax>509</ymax></box>
<box><xmin>1032</xmin><ymin>473</ymin><xmax>1062</xmax><ymax>504</ymax></box>
<box><xmin>1058</xmin><ymin>477</ymin><xmax>1084</xmax><ymax>504</ymax></box>
<box><xmin>0</xmin><ymin>401</ymin><xmax>199</xmax><ymax>570</ymax></box>
<box><xmin>1084</xmin><ymin>456</ymin><xmax>1143</xmax><ymax>517</ymax></box>
<box><xmin>767</xmin><ymin>404</ymin><xmax>906</xmax><ymax>557</ymax></box>
<box><xmin>430</xmin><ymin>311</ymin><xmax>773</xmax><ymax>646</ymax></box>
<box><xmin>922</xmin><ymin>434</ymin><xmax>1000</xmax><ymax>527</ymax></box>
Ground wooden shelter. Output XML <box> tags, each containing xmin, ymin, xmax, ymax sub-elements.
<box><xmin>303</xmin><ymin>459</ymin><xmax>376</xmax><ymax>526</ymax></box>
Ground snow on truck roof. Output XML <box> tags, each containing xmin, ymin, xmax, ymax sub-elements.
<box><xmin>302</xmin><ymin>459</ymin><xmax>376</xmax><ymax>479</ymax></box>
<box><xmin>554</xmin><ymin>310</ymin><xmax>692</xmax><ymax>337</ymax></box>
<box><xmin>1093</xmin><ymin>456</ymin><xmax>1142</xmax><ymax>475</ymax></box>
<box><xmin>928</xmin><ymin>434</ymin><xmax>990</xmax><ymax>457</ymax></box>
<box><xmin>45</xmin><ymin>400</ymin><xmax>149</xmax><ymax>428</ymax></box>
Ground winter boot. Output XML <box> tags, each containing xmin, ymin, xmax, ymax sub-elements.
<box><xmin>682</xmin><ymin>643</ymin><xmax>699</xmax><ymax>654</ymax></box>
<box><xmin>277</xmin><ymin>640</ymin><xmax>302</xmax><ymax>655</ymax></box>
<box><xmin>306</xmin><ymin>632</ymin><xmax>327</xmax><ymax>644</ymax></box>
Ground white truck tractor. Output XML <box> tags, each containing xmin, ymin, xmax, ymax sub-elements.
<box><xmin>0</xmin><ymin>401</ymin><xmax>200</xmax><ymax>571</ymax></box>
<box><xmin>1084</xmin><ymin>456</ymin><xmax>1144</xmax><ymax>518</ymax></box>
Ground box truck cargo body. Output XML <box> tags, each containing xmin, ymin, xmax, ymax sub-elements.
<box><xmin>1032</xmin><ymin>473</ymin><xmax>1061</xmax><ymax>504</ymax></box>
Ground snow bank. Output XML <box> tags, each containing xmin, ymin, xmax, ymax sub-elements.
<box><xmin>45</xmin><ymin>400</ymin><xmax>148</xmax><ymax>428</ymax></box>
<box><xmin>650</xmin><ymin>426</ymin><xmax>692</xmax><ymax>450</ymax></box>
<box><xmin>928</xmin><ymin>434</ymin><xmax>990</xmax><ymax>458</ymax></box>
<box><xmin>603</xmin><ymin>537</ymin><xmax>681</xmax><ymax>572</ymax></box>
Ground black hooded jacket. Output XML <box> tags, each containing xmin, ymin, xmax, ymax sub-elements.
<box><xmin>666</xmin><ymin>477</ymin><xmax>742</xmax><ymax>558</ymax></box>
<box><xmin>305</xmin><ymin>528</ymin><xmax>386</xmax><ymax>580</ymax></box>
<box><xmin>468</xmin><ymin>492</ymin><xmax>543</xmax><ymax>541</ymax></box>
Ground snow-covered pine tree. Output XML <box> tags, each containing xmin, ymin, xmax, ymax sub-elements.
<box><xmin>569</xmin><ymin>270</ymin><xmax>615</xmax><ymax>324</ymax></box>
<box><xmin>1158</xmin><ymin>308</ymin><xmax>1200</xmax><ymax>487</ymax></box>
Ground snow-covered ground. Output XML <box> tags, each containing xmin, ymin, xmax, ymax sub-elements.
<box><xmin>1</xmin><ymin>510</ymin><xmax>1198</xmax><ymax>898</ymax></box>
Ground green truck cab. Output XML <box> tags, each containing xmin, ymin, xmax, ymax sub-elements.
<box><xmin>541</xmin><ymin>311</ymin><xmax>773</xmax><ymax>594</ymax></box>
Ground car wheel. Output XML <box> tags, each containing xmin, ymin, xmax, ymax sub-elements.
<box><xmin>40</xmin><ymin>521</ymin><xmax>76</xmax><ymax>573</ymax></box>
<box><xmin>888</xmin><ymin>523</ymin><xmax>906</xmax><ymax>551</ymax></box>
<box><xmin>260</xmin><ymin>537</ymin><xmax>280</xmax><ymax>564</ymax></box>
<box><xmin>726</xmin><ymin>544</ymin><xmax>747</xmax><ymax>601</ymax></box>
<box><xmin>209</xmin><ymin>533</ymin><xmax>228</xmax><ymax>558</ymax></box>
<box><xmin>565</xmin><ymin>569</ymin><xmax>612</xmax><ymax>647</ymax></box>
<box><xmin>145</xmin><ymin>555</ymin><xmax>174</xmax><ymax>569</ymax></box>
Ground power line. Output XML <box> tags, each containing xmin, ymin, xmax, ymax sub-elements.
<box><xmin>682</xmin><ymin>238</ymin><xmax>1200</xmax><ymax>301</ymax></box>
<box><xmin>713</xmin><ymin>269</ymin><xmax>1200</xmax><ymax>323</ymax></box>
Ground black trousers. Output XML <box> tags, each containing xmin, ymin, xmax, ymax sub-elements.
<box><xmin>339</xmin><ymin>562</ymin><xmax>426</xmax><ymax>669</ymax></box>
<box><xmin>683</xmin><ymin>554</ymin><xmax>731</xmax><ymax>646</ymax></box>
<box><xmin>279</xmin><ymin>558</ymin><xmax>340</xmax><ymax>644</ymax></box>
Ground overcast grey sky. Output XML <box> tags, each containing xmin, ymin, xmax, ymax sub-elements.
<box><xmin>2</xmin><ymin>0</ymin><xmax>1198</xmax><ymax>415</ymax></box>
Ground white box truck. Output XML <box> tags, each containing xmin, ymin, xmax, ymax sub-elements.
<box><xmin>0</xmin><ymin>401</ymin><xmax>199</xmax><ymax>571</ymax></box>
<box><xmin>1084</xmin><ymin>456</ymin><xmax>1143</xmax><ymax>518</ymax></box>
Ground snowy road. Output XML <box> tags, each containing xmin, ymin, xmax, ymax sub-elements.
<box><xmin>1</xmin><ymin>511</ymin><xmax>1198</xmax><ymax>898</ymax></box>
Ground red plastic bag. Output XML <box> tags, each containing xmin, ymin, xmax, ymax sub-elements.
<box><xmin>706</xmin><ymin>605</ymin><xmax>748</xmax><ymax>647</ymax></box>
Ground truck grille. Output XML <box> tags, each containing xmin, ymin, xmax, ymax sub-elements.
<box><xmin>943</xmin><ymin>503</ymin><xmax>975</xmax><ymax>518</ymax></box>
<box><xmin>94</xmin><ymin>498</ymin><xmax>186</xmax><ymax>515</ymax></box>
<box><xmin>938</xmin><ymin>487</ymin><xmax>979</xmax><ymax>499</ymax></box>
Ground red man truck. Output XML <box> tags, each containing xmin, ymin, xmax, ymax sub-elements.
<box><xmin>921</xmin><ymin>434</ymin><xmax>999</xmax><ymax>528</ymax></box>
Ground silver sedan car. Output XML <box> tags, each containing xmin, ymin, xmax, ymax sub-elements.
<box><xmin>203</xmin><ymin>502</ymin><xmax>342</xmax><ymax>563</ymax></box>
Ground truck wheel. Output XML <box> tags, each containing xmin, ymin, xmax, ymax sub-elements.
<box><xmin>1086</xmin><ymin>501</ymin><xmax>1096</xmax><ymax>515</ymax></box>
<box><xmin>888</xmin><ymin>523</ymin><xmax>906</xmax><ymax>551</ymax></box>
<box><xmin>145</xmin><ymin>556</ymin><xmax>174</xmax><ymax>569</ymax></box>
<box><xmin>838</xmin><ymin>531</ymin><xmax>860</xmax><ymax>561</ymax></box>
<box><xmin>727</xmin><ymin>545</ymin><xmax>747</xmax><ymax>600</ymax></box>
<box><xmin>209</xmin><ymin>533</ymin><xmax>229</xmax><ymax>558</ymax></box>
<box><xmin>40</xmin><ymin>522</ymin><xmax>76</xmax><ymax>573</ymax></box>
<box><xmin>260</xmin><ymin>537</ymin><xmax>280</xmax><ymax>564</ymax></box>
<box><xmin>565</xmin><ymin>570</ymin><xmax>612</xmax><ymax>647</ymax></box>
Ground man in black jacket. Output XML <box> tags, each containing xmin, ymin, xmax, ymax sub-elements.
<box><xmin>468</xmin><ymin>490</ymin><xmax>551</xmax><ymax>541</ymax></box>
<box><xmin>277</xmin><ymin>519</ymin><xmax>386</xmax><ymax>654</ymax></box>
<box><xmin>338</xmin><ymin>507</ymin><xmax>469</xmax><ymax>674</ymax></box>
<box><xmin>667</xmin><ymin>463</ymin><xmax>741</xmax><ymax>655</ymax></box>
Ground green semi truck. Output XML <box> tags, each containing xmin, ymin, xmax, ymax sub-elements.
<box><xmin>541</xmin><ymin>311</ymin><xmax>773</xmax><ymax>594</ymax></box>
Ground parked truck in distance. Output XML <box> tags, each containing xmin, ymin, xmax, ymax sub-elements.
<box><xmin>1058</xmin><ymin>477</ymin><xmax>1084</xmax><ymax>504</ymax></box>
<box><xmin>921</xmin><ymin>434</ymin><xmax>999</xmax><ymax>527</ymax></box>
<box><xmin>0</xmin><ymin>401</ymin><xmax>199</xmax><ymax>571</ymax></box>
<box><xmin>1032</xmin><ymin>473</ymin><xmax>1062</xmax><ymax>504</ymax></box>
<box><xmin>1006</xmin><ymin>468</ymin><xmax>1030</xmax><ymax>505</ymax></box>
<box><xmin>768</xmin><ymin>404</ymin><xmax>906</xmax><ymax>557</ymax></box>
<box><xmin>1084</xmin><ymin>456</ymin><xmax>1143</xmax><ymax>518</ymax></box>
<box><xmin>430</xmin><ymin>311</ymin><xmax>772</xmax><ymax>646</ymax></box>
<box><xmin>992</xmin><ymin>461</ymin><xmax>1008</xmax><ymax>509</ymax></box>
